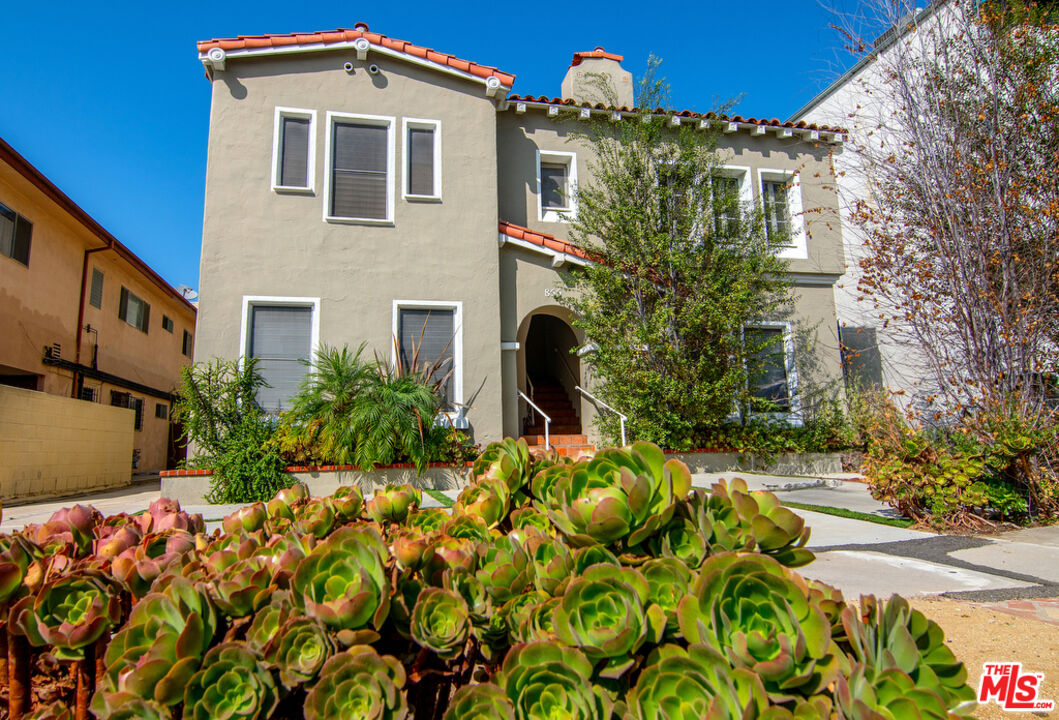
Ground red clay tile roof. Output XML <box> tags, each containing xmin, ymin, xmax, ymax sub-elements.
<box><xmin>571</xmin><ymin>47</ymin><xmax>624</xmax><ymax>66</ymax></box>
<box><xmin>506</xmin><ymin>95</ymin><xmax>846</xmax><ymax>134</ymax></box>
<box><xmin>198</xmin><ymin>23</ymin><xmax>515</xmax><ymax>87</ymax></box>
<box><xmin>499</xmin><ymin>221</ymin><xmax>594</xmax><ymax>262</ymax></box>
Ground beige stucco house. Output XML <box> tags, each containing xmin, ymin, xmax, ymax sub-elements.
<box><xmin>0</xmin><ymin>137</ymin><xmax>197</xmax><ymax>474</ymax></box>
<box><xmin>194</xmin><ymin>25</ymin><xmax>848</xmax><ymax>449</ymax></box>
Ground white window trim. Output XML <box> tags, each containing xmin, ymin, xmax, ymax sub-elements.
<box><xmin>536</xmin><ymin>149</ymin><xmax>578</xmax><ymax>223</ymax></box>
<box><xmin>239</xmin><ymin>296</ymin><xmax>321</xmax><ymax>368</ymax></box>
<box><xmin>402</xmin><ymin>118</ymin><xmax>442</xmax><ymax>202</ymax></box>
<box><xmin>745</xmin><ymin>321</ymin><xmax>802</xmax><ymax>425</ymax></box>
<box><xmin>715</xmin><ymin>165</ymin><xmax>753</xmax><ymax>206</ymax></box>
<box><xmin>271</xmin><ymin>107</ymin><xmax>317</xmax><ymax>195</ymax></box>
<box><xmin>391</xmin><ymin>300</ymin><xmax>463</xmax><ymax>420</ymax></box>
<box><xmin>323</xmin><ymin>111</ymin><xmax>396</xmax><ymax>225</ymax></box>
<box><xmin>758</xmin><ymin>168</ymin><xmax>807</xmax><ymax>259</ymax></box>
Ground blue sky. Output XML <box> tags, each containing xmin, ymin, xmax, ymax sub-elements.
<box><xmin>0</xmin><ymin>0</ymin><xmax>865</xmax><ymax>292</ymax></box>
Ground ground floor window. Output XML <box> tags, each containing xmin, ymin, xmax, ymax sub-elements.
<box><xmin>745</xmin><ymin>325</ymin><xmax>796</xmax><ymax>415</ymax></box>
<box><xmin>110</xmin><ymin>391</ymin><xmax>144</xmax><ymax>430</ymax></box>
<box><xmin>395</xmin><ymin>302</ymin><xmax>460</xmax><ymax>412</ymax></box>
<box><xmin>243</xmin><ymin>297</ymin><xmax>319</xmax><ymax>413</ymax></box>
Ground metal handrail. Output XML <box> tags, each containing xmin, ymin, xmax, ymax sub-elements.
<box><xmin>518</xmin><ymin>390</ymin><xmax>552</xmax><ymax>450</ymax></box>
<box><xmin>575</xmin><ymin>385</ymin><xmax>628</xmax><ymax>446</ymax></box>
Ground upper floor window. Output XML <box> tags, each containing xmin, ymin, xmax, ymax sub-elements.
<box><xmin>537</xmin><ymin>150</ymin><xmax>577</xmax><ymax>223</ymax></box>
<box><xmin>119</xmin><ymin>287</ymin><xmax>150</xmax><ymax>333</ymax></box>
<box><xmin>272</xmin><ymin>108</ymin><xmax>316</xmax><ymax>193</ymax></box>
<box><xmin>162</xmin><ymin>315</ymin><xmax>174</xmax><ymax>333</ymax></box>
<box><xmin>403</xmin><ymin>119</ymin><xmax>442</xmax><ymax>201</ymax></box>
<box><xmin>711</xmin><ymin>168</ymin><xmax>751</xmax><ymax>237</ymax></box>
<box><xmin>243</xmin><ymin>297</ymin><xmax>319</xmax><ymax>413</ymax></box>
<box><xmin>325</xmin><ymin>112</ymin><xmax>395</xmax><ymax>225</ymax></box>
<box><xmin>182</xmin><ymin>330</ymin><xmax>194</xmax><ymax>358</ymax></box>
<box><xmin>759</xmin><ymin>169</ymin><xmax>807</xmax><ymax>259</ymax></box>
<box><xmin>89</xmin><ymin>268</ymin><xmax>104</xmax><ymax>308</ymax></box>
<box><xmin>0</xmin><ymin>200</ymin><xmax>32</xmax><ymax>267</ymax></box>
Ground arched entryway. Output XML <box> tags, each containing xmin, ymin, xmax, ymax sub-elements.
<box><xmin>517</xmin><ymin>310</ymin><xmax>583</xmax><ymax>436</ymax></box>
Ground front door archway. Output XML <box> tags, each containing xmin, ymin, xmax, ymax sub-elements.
<box><xmin>516</xmin><ymin>309</ymin><xmax>583</xmax><ymax>437</ymax></box>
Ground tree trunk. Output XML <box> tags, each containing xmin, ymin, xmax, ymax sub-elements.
<box><xmin>7</xmin><ymin>621</ymin><xmax>29</xmax><ymax>720</ymax></box>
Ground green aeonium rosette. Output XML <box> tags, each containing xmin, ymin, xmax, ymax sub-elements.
<box><xmin>496</xmin><ymin>641</ymin><xmax>614</xmax><ymax>720</ymax></box>
<box><xmin>410</xmin><ymin>587</ymin><xmax>471</xmax><ymax>659</ymax></box>
<box><xmin>25</xmin><ymin>568</ymin><xmax>122</xmax><ymax>660</ymax></box>
<box><xmin>182</xmin><ymin>642</ymin><xmax>280</xmax><ymax>720</ymax></box>
<box><xmin>304</xmin><ymin>646</ymin><xmax>408</xmax><ymax>720</ymax></box>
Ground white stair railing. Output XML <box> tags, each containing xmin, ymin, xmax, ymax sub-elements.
<box><xmin>518</xmin><ymin>390</ymin><xmax>552</xmax><ymax>450</ymax></box>
<box><xmin>575</xmin><ymin>385</ymin><xmax>628</xmax><ymax>446</ymax></box>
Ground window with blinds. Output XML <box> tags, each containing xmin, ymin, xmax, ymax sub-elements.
<box><xmin>89</xmin><ymin>268</ymin><xmax>104</xmax><ymax>308</ymax></box>
<box><xmin>406</xmin><ymin>123</ymin><xmax>438</xmax><ymax>198</ymax></box>
<box><xmin>762</xmin><ymin>179</ymin><xmax>792</xmax><ymax>243</ymax></box>
<box><xmin>540</xmin><ymin>162</ymin><xmax>569</xmax><ymax>210</ymax></box>
<box><xmin>398</xmin><ymin>307</ymin><xmax>456</xmax><ymax>409</ymax></box>
<box><xmin>280</xmin><ymin>116</ymin><xmax>311</xmax><ymax>188</ymax></box>
<box><xmin>118</xmin><ymin>287</ymin><xmax>150</xmax><ymax>333</ymax></box>
<box><xmin>330</xmin><ymin>120</ymin><xmax>390</xmax><ymax>220</ymax></box>
<box><xmin>249</xmin><ymin>305</ymin><xmax>313</xmax><ymax>412</ymax></box>
<box><xmin>0</xmin><ymin>200</ymin><xmax>32</xmax><ymax>267</ymax></box>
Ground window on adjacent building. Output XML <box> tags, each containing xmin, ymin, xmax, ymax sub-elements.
<box><xmin>155</xmin><ymin>403</ymin><xmax>168</xmax><ymax>420</ymax></box>
<box><xmin>746</xmin><ymin>326</ymin><xmax>793</xmax><ymax>413</ymax></box>
<box><xmin>537</xmin><ymin>151</ymin><xmax>577</xmax><ymax>222</ymax></box>
<box><xmin>110</xmin><ymin>391</ymin><xmax>143</xmax><ymax>430</ymax></box>
<box><xmin>0</xmin><ymin>200</ymin><xmax>32</xmax><ymax>267</ymax></box>
<box><xmin>79</xmin><ymin>386</ymin><xmax>96</xmax><ymax>402</ymax></box>
<box><xmin>403</xmin><ymin>119</ymin><xmax>441</xmax><ymax>200</ymax></box>
<box><xmin>273</xmin><ymin>108</ymin><xmax>315</xmax><ymax>192</ymax></box>
<box><xmin>397</xmin><ymin>305</ymin><xmax>458</xmax><ymax>410</ymax></box>
<box><xmin>89</xmin><ymin>269</ymin><xmax>104</xmax><ymax>308</ymax></box>
<box><xmin>248</xmin><ymin>304</ymin><xmax>314</xmax><ymax>412</ymax></box>
<box><xmin>162</xmin><ymin>315</ymin><xmax>174</xmax><ymax>333</ymax></box>
<box><xmin>327</xmin><ymin>113</ymin><xmax>393</xmax><ymax>223</ymax></box>
<box><xmin>182</xmin><ymin>330</ymin><xmax>194</xmax><ymax>358</ymax></box>
<box><xmin>119</xmin><ymin>287</ymin><xmax>150</xmax><ymax>333</ymax></box>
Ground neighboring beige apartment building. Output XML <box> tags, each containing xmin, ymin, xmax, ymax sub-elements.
<box><xmin>194</xmin><ymin>26</ymin><xmax>848</xmax><ymax>447</ymax></box>
<box><xmin>0</xmin><ymin>138</ymin><xmax>197</xmax><ymax>471</ymax></box>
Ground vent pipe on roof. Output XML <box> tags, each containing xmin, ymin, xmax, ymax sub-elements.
<box><xmin>561</xmin><ymin>47</ymin><xmax>633</xmax><ymax>108</ymax></box>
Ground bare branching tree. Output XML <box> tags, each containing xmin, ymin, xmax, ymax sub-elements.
<box><xmin>836</xmin><ymin>0</ymin><xmax>1059</xmax><ymax>421</ymax></box>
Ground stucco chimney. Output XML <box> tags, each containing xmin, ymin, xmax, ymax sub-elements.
<box><xmin>561</xmin><ymin>48</ymin><xmax>634</xmax><ymax>108</ymax></box>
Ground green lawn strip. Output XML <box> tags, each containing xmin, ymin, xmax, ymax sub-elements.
<box><xmin>423</xmin><ymin>488</ymin><xmax>456</xmax><ymax>508</ymax></box>
<box><xmin>780</xmin><ymin>500</ymin><xmax>914</xmax><ymax>528</ymax></box>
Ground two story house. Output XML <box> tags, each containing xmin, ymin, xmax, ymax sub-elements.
<box><xmin>194</xmin><ymin>25</ymin><xmax>847</xmax><ymax>447</ymax></box>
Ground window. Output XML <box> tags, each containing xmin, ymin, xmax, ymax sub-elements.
<box><xmin>119</xmin><ymin>287</ymin><xmax>150</xmax><ymax>333</ymax></box>
<box><xmin>272</xmin><ymin>107</ymin><xmax>316</xmax><ymax>193</ymax></box>
<box><xmin>537</xmin><ymin>150</ymin><xmax>577</xmax><ymax>222</ymax></box>
<box><xmin>182</xmin><ymin>330</ymin><xmax>194</xmax><ymax>358</ymax></box>
<box><xmin>0</xmin><ymin>200</ymin><xmax>32</xmax><ymax>266</ymax></box>
<box><xmin>711</xmin><ymin>175</ymin><xmax>742</xmax><ymax>236</ymax></box>
<box><xmin>746</xmin><ymin>326</ymin><xmax>796</xmax><ymax>415</ymax></box>
<box><xmin>89</xmin><ymin>269</ymin><xmax>104</xmax><ymax>308</ymax></box>
<box><xmin>403</xmin><ymin>118</ymin><xmax>441</xmax><ymax>201</ymax></box>
<box><xmin>79</xmin><ymin>386</ymin><xmax>96</xmax><ymax>402</ymax></box>
<box><xmin>110</xmin><ymin>391</ymin><xmax>143</xmax><ymax>430</ymax></box>
<box><xmin>394</xmin><ymin>301</ymin><xmax>461</xmax><ymax>412</ymax></box>
<box><xmin>242</xmin><ymin>298</ymin><xmax>319</xmax><ymax>412</ymax></box>
<box><xmin>155</xmin><ymin>403</ymin><xmax>169</xmax><ymax>420</ymax></box>
<box><xmin>162</xmin><ymin>315</ymin><xmax>174</xmax><ymax>333</ymax></box>
<box><xmin>759</xmin><ymin>169</ymin><xmax>806</xmax><ymax>259</ymax></box>
<box><xmin>325</xmin><ymin>112</ymin><xmax>395</xmax><ymax>224</ymax></box>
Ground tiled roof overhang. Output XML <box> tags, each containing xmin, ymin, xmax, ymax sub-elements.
<box><xmin>498</xmin><ymin>221</ymin><xmax>595</xmax><ymax>265</ymax></box>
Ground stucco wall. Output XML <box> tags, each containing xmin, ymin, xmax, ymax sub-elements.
<box><xmin>196</xmin><ymin>52</ymin><xmax>505</xmax><ymax>444</ymax></box>
<box><xmin>0</xmin><ymin>385</ymin><xmax>133</xmax><ymax>501</ymax></box>
<box><xmin>0</xmin><ymin>157</ymin><xmax>195</xmax><ymax>471</ymax></box>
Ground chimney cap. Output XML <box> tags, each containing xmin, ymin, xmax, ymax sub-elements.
<box><xmin>571</xmin><ymin>47</ymin><xmax>624</xmax><ymax>66</ymax></box>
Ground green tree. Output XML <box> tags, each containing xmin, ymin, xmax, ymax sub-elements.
<box><xmin>558</xmin><ymin>59</ymin><xmax>793</xmax><ymax>447</ymax></box>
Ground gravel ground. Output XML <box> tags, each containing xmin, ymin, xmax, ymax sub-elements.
<box><xmin>909</xmin><ymin>597</ymin><xmax>1059</xmax><ymax>719</ymax></box>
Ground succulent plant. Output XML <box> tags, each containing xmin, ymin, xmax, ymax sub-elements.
<box><xmin>264</xmin><ymin>616</ymin><xmax>336</xmax><ymax>688</ymax></box>
<box><xmin>0</xmin><ymin>534</ymin><xmax>40</xmax><ymax>604</ymax></box>
<box><xmin>474</xmin><ymin>437</ymin><xmax>533</xmax><ymax>493</ymax></box>
<box><xmin>294</xmin><ymin>497</ymin><xmax>338</xmax><ymax>539</ymax></box>
<box><xmin>245</xmin><ymin>590</ymin><xmax>297</xmax><ymax>653</ymax></box>
<box><xmin>570</xmin><ymin>544</ymin><xmax>621</xmax><ymax>574</ymax></box>
<box><xmin>553</xmin><ymin>564</ymin><xmax>664</xmax><ymax>678</ymax></box>
<box><xmin>410</xmin><ymin>587</ymin><xmax>471</xmax><ymax>659</ymax></box>
<box><xmin>304</xmin><ymin>646</ymin><xmax>408</xmax><ymax>720</ymax></box>
<box><xmin>255</xmin><ymin>531</ymin><xmax>313</xmax><ymax>588</ymax></box>
<box><xmin>454</xmin><ymin>478</ymin><xmax>510</xmax><ymax>529</ymax></box>
<box><xmin>139</xmin><ymin>498</ymin><xmax>205</xmax><ymax>534</ymax></box>
<box><xmin>723</xmin><ymin>479</ymin><xmax>814</xmax><ymax>567</ymax></box>
<box><xmin>405</xmin><ymin>507</ymin><xmax>450</xmax><ymax>534</ymax></box>
<box><xmin>292</xmin><ymin>526</ymin><xmax>390</xmax><ymax>634</ymax></box>
<box><xmin>443</xmin><ymin>683</ymin><xmax>516</xmax><ymax>720</ymax></box>
<box><xmin>86</xmin><ymin>693</ymin><xmax>171</xmax><ymax>720</ymax></box>
<box><xmin>330</xmin><ymin>485</ymin><xmax>365</xmax><ymax>522</ymax></box>
<box><xmin>23</xmin><ymin>700</ymin><xmax>74</xmax><ymax>720</ymax></box>
<box><xmin>528</xmin><ymin>536</ymin><xmax>573</xmax><ymax>596</ymax></box>
<box><xmin>496</xmin><ymin>642</ymin><xmax>614</xmax><ymax>720</ymax></box>
<box><xmin>112</xmin><ymin>530</ymin><xmax>197</xmax><ymax>598</ymax></box>
<box><xmin>513</xmin><ymin>596</ymin><xmax>561</xmax><ymax>644</ymax></box>
<box><xmin>266</xmin><ymin>483</ymin><xmax>309</xmax><ymax>527</ymax></box>
<box><xmin>222</xmin><ymin>503</ymin><xmax>268</xmax><ymax>535</ymax></box>
<box><xmin>475</xmin><ymin>534</ymin><xmax>533</xmax><ymax>603</ymax></box>
<box><xmin>182</xmin><ymin>642</ymin><xmax>279</xmax><ymax>720</ymax></box>
<box><xmin>840</xmin><ymin>595</ymin><xmax>976</xmax><ymax>712</ymax></box>
<box><xmin>625</xmin><ymin>643</ymin><xmax>772</xmax><ymax>720</ymax></box>
<box><xmin>648</xmin><ymin>515</ymin><xmax>710</xmax><ymax>569</ymax></box>
<box><xmin>210</xmin><ymin>556</ymin><xmax>274</xmax><ymax>617</ymax></box>
<box><xmin>392</xmin><ymin>530</ymin><xmax>435</xmax><ymax>571</ymax></box>
<box><xmin>366</xmin><ymin>484</ymin><xmax>422</xmax><ymax>524</ymax></box>
<box><xmin>836</xmin><ymin>665</ymin><xmax>959</xmax><ymax>720</ymax></box>
<box><xmin>424</xmin><ymin>536</ymin><xmax>478</xmax><ymax>584</ymax></box>
<box><xmin>510</xmin><ymin>507</ymin><xmax>553</xmax><ymax>534</ymax></box>
<box><xmin>97</xmin><ymin>577</ymin><xmax>218</xmax><ymax>707</ymax></box>
<box><xmin>24</xmin><ymin>568</ymin><xmax>122</xmax><ymax>660</ymax></box>
<box><xmin>444</xmin><ymin>515</ymin><xmax>493</xmax><ymax>544</ymax></box>
<box><xmin>677</xmin><ymin>553</ymin><xmax>839</xmax><ymax>702</ymax></box>
<box><xmin>95</xmin><ymin>524</ymin><xmax>143</xmax><ymax>560</ymax></box>
<box><xmin>640</xmin><ymin>557</ymin><xmax>694</xmax><ymax>637</ymax></box>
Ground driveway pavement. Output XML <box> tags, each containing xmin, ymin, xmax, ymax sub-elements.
<box><xmin>4</xmin><ymin>473</ymin><xmax>1057</xmax><ymax>604</ymax></box>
